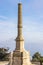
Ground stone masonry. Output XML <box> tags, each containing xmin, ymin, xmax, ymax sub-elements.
<box><xmin>9</xmin><ymin>3</ymin><xmax>32</xmax><ymax>65</ymax></box>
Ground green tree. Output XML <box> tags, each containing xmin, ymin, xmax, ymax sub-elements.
<box><xmin>32</xmin><ymin>52</ymin><xmax>43</xmax><ymax>65</ymax></box>
<box><xmin>0</xmin><ymin>47</ymin><xmax>10</xmax><ymax>61</ymax></box>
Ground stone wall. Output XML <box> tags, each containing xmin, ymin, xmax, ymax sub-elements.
<box><xmin>32</xmin><ymin>62</ymin><xmax>43</xmax><ymax>65</ymax></box>
<box><xmin>32</xmin><ymin>62</ymin><xmax>40</xmax><ymax>65</ymax></box>
<box><xmin>0</xmin><ymin>61</ymin><xmax>43</xmax><ymax>65</ymax></box>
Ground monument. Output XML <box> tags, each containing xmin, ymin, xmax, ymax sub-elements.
<box><xmin>9</xmin><ymin>3</ymin><xmax>32</xmax><ymax>65</ymax></box>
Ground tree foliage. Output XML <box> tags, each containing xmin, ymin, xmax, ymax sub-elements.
<box><xmin>32</xmin><ymin>52</ymin><xmax>41</xmax><ymax>61</ymax></box>
<box><xmin>32</xmin><ymin>52</ymin><xmax>43</xmax><ymax>65</ymax></box>
<box><xmin>0</xmin><ymin>48</ymin><xmax>10</xmax><ymax>61</ymax></box>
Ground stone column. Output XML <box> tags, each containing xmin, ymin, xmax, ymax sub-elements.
<box><xmin>15</xmin><ymin>3</ymin><xmax>24</xmax><ymax>52</ymax></box>
<box><xmin>18</xmin><ymin>3</ymin><xmax>22</xmax><ymax>37</ymax></box>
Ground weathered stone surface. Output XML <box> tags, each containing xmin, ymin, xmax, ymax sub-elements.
<box><xmin>11</xmin><ymin>49</ymin><xmax>31</xmax><ymax>65</ymax></box>
<box><xmin>9</xmin><ymin>3</ymin><xmax>32</xmax><ymax>65</ymax></box>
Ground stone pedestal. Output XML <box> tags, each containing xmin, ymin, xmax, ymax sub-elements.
<box><xmin>12</xmin><ymin>49</ymin><xmax>31</xmax><ymax>65</ymax></box>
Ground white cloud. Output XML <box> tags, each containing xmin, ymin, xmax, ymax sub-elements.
<box><xmin>22</xmin><ymin>18</ymin><xmax>43</xmax><ymax>45</ymax></box>
<box><xmin>0</xmin><ymin>15</ymin><xmax>8</xmax><ymax>20</ymax></box>
<box><xmin>0</xmin><ymin>19</ymin><xmax>17</xmax><ymax>41</ymax></box>
<box><xmin>0</xmin><ymin>15</ymin><xmax>43</xmax><ymax>44</ymax></box>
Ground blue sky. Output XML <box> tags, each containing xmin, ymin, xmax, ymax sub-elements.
<box><xmin>0</xmin><ymin>0</ymin><xmax>43</xmax><ymax>56</ymax></box>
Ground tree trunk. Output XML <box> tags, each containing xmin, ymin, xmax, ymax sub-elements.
<box><xmin>40</xmin><ymin>62</ymin><xmax>42</xmax><ymax>65</ymax></box>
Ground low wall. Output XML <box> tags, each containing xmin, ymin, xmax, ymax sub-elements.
<box><xmin>0</xmin><ymin>61</ymin><xmax>9</xmax><ymax>65</ymax></box>
<box><xmin>32</xmin><ymin>62</ymin><xmax>40</xmax><ymax>65</ymax></box>
<box><xmin>0</xmin><ymin>61</ymin><xmax>43</xmax><ymax>65</ymax></box>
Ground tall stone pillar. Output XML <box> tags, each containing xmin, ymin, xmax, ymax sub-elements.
<box><xmin>9</xmin><ymin>3</ymin><xmax>32</xmax><ymax>65</ymax></box>
<box><xmin>18</xmin><ymin>3</ymin><xmax>22</xmax><ymax>36</ymax></box>
<box><xmin>15</xmin><ymin>3</ymin><xmax>24</xmax><ymax>52</ymax></box>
